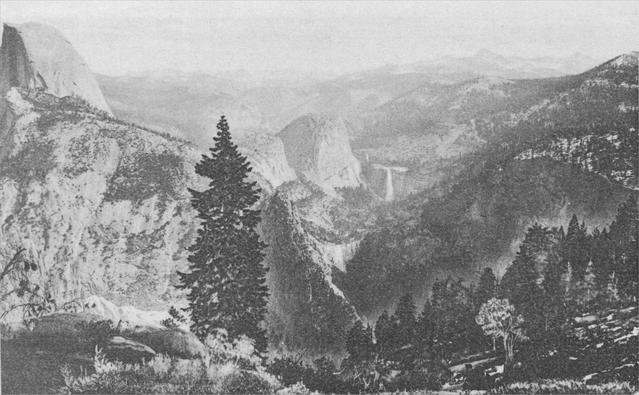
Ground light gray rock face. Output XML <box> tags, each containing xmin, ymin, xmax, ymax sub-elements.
<box><xmin>279</xmin><ymin>114</ymin><xmax>362</xmax><ymax>192</ymax></box>
<box><xmin>236</xmin><ymin>131</ymin><xmax>297</xmax><ymax>191</ymax></box>
<box><xmin>0</xmin><ymin>89</ymin><xmax>199</xmax><ymax>316</ymax></box>
<box><xmin>0</xmin><ymin>23</ymin><xmax>112</xmax><ymax>116</ymax></box>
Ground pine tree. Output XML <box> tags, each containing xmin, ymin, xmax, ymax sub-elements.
<box><xmin>609</xmin><ymin>195</ymin><xmax>639</xmax><ymax>298</ymax></box>
<box><xmin>541</xmin><ymin>247</ymin><xmax>566</xmax><ymax>337</ymax></box>
<box><xmin>416</xmin><ymin>299</ymin><xmax>435</xmax><ymax>353</ymax></box>
<box><xmin>394</xmin><ymin>293</ymin><xmax>417</xmax><ymax>348</ymax></box>
<box><xmin>590</xmin><ymin>228</ymin><xmax>611</xmax><ymax>292</ymax></box>
<box><xmin>582</xmin><ymin>260</ymin><xmax>597</xmax><ymax>303</ymax></box>
<box><xmin>345</xmin><ymin>321</ymin><xmax>374</xmax><ymax>361</ymax></box>
<box><xmin>563</xmin><ymin>214</ymin><xmax>590</xmax><ymax>280</ymax></box>
<box><xmin>475</xmin><ymin>268</ymin><xmax>497</xmax><ymax>311</ymax></box>
<box><xmin>500</xmin><ymin>240</ymin><xmax>544</xmax><ymax>340</ymax></box>
<box><xmin>374</xmin><ymin>310</ymin><xmax>395</xmax><ymax>358</ymax></box>
<box><xmin>177</xmin><ymin>116</ymin><xmax>269</xmax><ymax>352</ymax></box>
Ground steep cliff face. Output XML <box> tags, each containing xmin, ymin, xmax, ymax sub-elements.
<box><xmin>261</xmin><ymin>194</ymin><xmax>358</xmax><ymax>355</ymax></box>
<box><xmin>0</xmin><ymin>23</ymin><xmax>111</xmax><ymax>116</ymax></box>
<box><xmin>279</xmin><ymin>114</ymin><xmax>363</xmax><ymax>192</ymax></box>
<box><xmin>0</xmin><ymin>89</ymin><xmax>199</xmax><ymax>316</ymax></box>
<box><xmin>235</xmin><ymin>131</ymin><xmax>297</xmax><ymax>192</ymax></box>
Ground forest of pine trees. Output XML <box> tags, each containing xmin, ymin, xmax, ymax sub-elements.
<box><xmin>335</xmin><ymin>194</ymin><xmax>638</xmax><ymax>390</ymax></box>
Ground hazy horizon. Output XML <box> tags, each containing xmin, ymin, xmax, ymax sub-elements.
<box><xmin>1</xmin><ymin>1</ymin><xmax>638</xmax><ymax>77</ymax></box>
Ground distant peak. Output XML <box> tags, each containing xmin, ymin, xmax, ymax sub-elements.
<box><xmin>1</xmin><ymin>21</ymin><xmax>112</xmax><ymax>114</ymax></box>
<box><xmin>609</xmin><ymin>51</ymin><xmax>638</xmax><ymax>67</ymax></box>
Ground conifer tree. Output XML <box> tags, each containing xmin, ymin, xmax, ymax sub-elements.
<box><xmin>582</xmin><ymin>261</ymin><xmax>597</xmax><ymax>303</ymax></box>
<box><xmin>177</xmin><ymin>116</ymin><xmax>269</xmax><ymax>352</ymax></box>
<box><xmin>563</xmin><ymin>214</ymin><xmax>590</xmax><ymax>280</ymax></box>
<box><xmin>475</xmin><ymin>268</ymin><xmax>497</xmax><ymax>311</ymax></box>
<box><xmin>542</xmin><ymin>248</ymin><xmax>566</xmax><ymax>337</ymax></box>
<box><xmin>500</xmin><ymin>240</ymin><xmax>544</xmax><ymax>339</ymax></box>
<box><xmin>590</xmin><ymin>228</ymin><xmax>612</xmax><ymax>292</ymax></box>
<box><xmin>374</xmin><ymin>310</ymin><xmax>394</xmax><ymax>358</ymax></box>
<box><xmin>609</xmin><ymin>195</ymin><xmax>639</xmax><ymax>297</ymax></box>
<box><xmin>416</xmin><ymin>299</ymin><xmax>435</xmax><ymax>352</ymax></box>
<box><xmin>394</xmin><ymin>293</ymin><xmax>417</xmax><ymax>347</ymax></box>
<box><xmin>345</xmin><ymin>321</ymin><xmax>374</xmax><ymax>361</ymax></box>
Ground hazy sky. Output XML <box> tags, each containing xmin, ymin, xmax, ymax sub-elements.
<box><xmin>2</xmin><ymin>1</ymin><xmax>638</xmax><ymax>76</ymax></box>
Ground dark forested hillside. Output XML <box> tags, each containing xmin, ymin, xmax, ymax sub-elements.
<box><xmin>337</xmin><ymin>53</ymin><xmax>638</xmax><ymax>318</ymax></box>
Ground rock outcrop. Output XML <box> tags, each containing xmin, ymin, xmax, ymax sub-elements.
<box><xmin>0</xmin><ymin>23</ymin><xmax>111</xmax><ymax>116</ymax></box>
<box><xmin>261</xmin><ymin>193</ymin><xmax>358</xmax><ymax>355</ymax></box>
<box><xmin>0</xmin><ymin>89</ymin><xmax>198</xmax><ymax>317</ymax></box>
<box><xmin>279</xmin><ymin>114</ymin><xmax>362</xmax><ymax>192</ymax></box>
<box><xmin>236</xmin><ymin>131</ymin><xmax>297</xmax><ymax>191</ymax></box>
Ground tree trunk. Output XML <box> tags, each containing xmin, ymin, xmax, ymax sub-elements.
<box><xmin>503</xmin><ymin>333</ymin><xmax>515</xmax><ymax>374</ymax></box>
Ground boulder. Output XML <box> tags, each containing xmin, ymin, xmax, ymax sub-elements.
<box><xmin>128</xmin><ymin>327</ymin><xmax>207</xmax><ymax>359</ymax></box>
<box><xmin>103</xmin><ymin>336</ymin><xmax>156</xmax><ymax>363</ymax></box>
<box><xmin>31</xmin><ymin>312</ymin><xmax>106</xmax><ymax>338</ymax></box>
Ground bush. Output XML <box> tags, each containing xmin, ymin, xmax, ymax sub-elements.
<box><xmin>489</xmin><ymin>379</ymin><xmax>636</xmax><ymax>394</ymax></box>
<box><xmin>60</xmin><ymin>333</ymin><xmax>281</xmax><ymax>394</ymax></box>
<box><xmin>386</xmin><ymin>369</ymin><xmax>443</xmax><ymax>392</ymax></box>
<box><xmin>219</xmin><ymin>370</ymin><xmax>272</xmax><ymax>394</ymax></box>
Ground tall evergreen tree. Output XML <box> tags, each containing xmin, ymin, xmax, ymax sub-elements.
<box><xmin>393</xmin><ymin>293</ymin><xmax>417</xmax><ymax>348</ymax></box>
<box><xmin>608</xmin><ymin>195</ymin><xmax>639</xmax><ymax>297</ymax></box>
<box><xmin>500</xmin><ymin>239</ymin><xmax>544</xmax><ymax>340</ymax></box>
<box><xmin>374</xmin><ymin>310</ymin><xmax>395</xmax><ymax>358</ymax></box>
<box><xmin>345</xmin><ymin>321</ymin><xmax>374</xmax><ymax>361</ymax></box>
<box><xmin>541</xmin><ymin>247</ymin><xmax>567</xmax><ymax>338</ymax></box>
<box><xmin>563</xmin><ymin>214</ymin><xmax>590</xmax><ymax>280</ymax></box>
<box><xmin>590</xmin><ymin>228</ymin><xmax>612</xmax><ymax>292</ymax></box>
<box><xmin>416</xmin><ymin>299</ymin><xmax>435</xmax><ymax>353</ymax></box>
<box><xmin>177</xmin><ymin>116</ymin><xmax>269</xmax><ymax>352</ymax></box>
<box><xmin>475</xmin><ymin>267</ymin><xmax>497</xmax><ymax>311</ymax></box>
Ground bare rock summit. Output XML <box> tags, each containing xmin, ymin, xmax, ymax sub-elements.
<box><xmin>0</xmin><ymin>23</ymin><xmax>111</xmax><ymax>116</ymax></box>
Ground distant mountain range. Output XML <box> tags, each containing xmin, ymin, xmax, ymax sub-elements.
<box><xmin>0</xmin><ymin>21</ymin><xmax>636</xmax><ymax>356</ymax></box>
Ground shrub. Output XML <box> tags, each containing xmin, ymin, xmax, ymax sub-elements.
<box><xmin>276</xmin><ymin>381</ymin><xmax>311</xmax><ymax>395</ymax></box>
<box><xmin>389</xmin><ymin>369</ymin><xmax>443</xmax><ymax>392</ymax></box>
<box><xmin>218</xmin><ymin>370</ymin><xmax>272</xmax><ymax>394</ymax></box>
<box><xmin>489</xmin><ymin>379</ymin><xmax>636</xmax><ymax>394</ymax></box>
<box><xmin>60</xmin><ymin>333</ymin><xmax>281</xmax><ymax>394</ymax></box>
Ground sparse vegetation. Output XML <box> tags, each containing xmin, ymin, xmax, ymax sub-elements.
<box><xmin>59</xmin><ymin>332</ymin><xmax>282</xmax><ymax>394</ymax></box>
<box><xmin>489</xmin><ymin>379</ymin><xmax>635</xmax><ymax>394</ymax></box>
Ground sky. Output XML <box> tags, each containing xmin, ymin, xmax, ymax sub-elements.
<box><xmin>1</xmin><ymin>1</ymin><xmax>638</xmax><ymax>76</ymax></box>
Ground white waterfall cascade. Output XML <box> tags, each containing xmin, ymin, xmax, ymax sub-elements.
<box><xmin>372</xmin><ymin>164</ymin><xmax>408</xmax><ymax>202</ymax></box>
<box><xmin>384</xmin><ymin>167</ymin><xmax>394</xmax><ymax>201</ymax></box>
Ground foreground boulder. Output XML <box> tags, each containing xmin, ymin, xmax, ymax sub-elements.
<box><xmin>13</xmin><ymin>312</ymin><xmax>206</xmax><ymax>359</ymax></box>
<box><xmin>127</xmin><ymin>327</ymin><xmax>206</xmax><ymax>359</ymax></box>
<box><xmin>31</xmin><ymin>312</ymin><xmax>105</xmax><ymax>338</ymax></box>
<box><xmin>103</xmin><ymin>336</ymin><xmax>156</xmax><ymax>363</ymax></box>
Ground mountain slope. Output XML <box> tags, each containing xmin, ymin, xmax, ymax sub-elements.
<box><xmin>338</xmin><ymin>53</ymin><xmax>638</xmax><ymax>318</ymax></box>
<box><xmin>0</xmin><ymin>88</ymin><xmax>199</xmax><ymax>317</ymax></box>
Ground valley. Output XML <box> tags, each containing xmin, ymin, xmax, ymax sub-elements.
<box><xmin>0</xmin><ymin>11</ymin><xmax>637</xmax><ymax>395</ymax></box>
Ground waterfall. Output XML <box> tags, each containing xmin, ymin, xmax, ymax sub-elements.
<box><xmin>384</xmin><ymin>166</ymin><xmax>394</xmax><ymax>201</ymax></box>
<box><xmin>371</xmin><ymin>163</ymin><xmax>407</xmax><ymax>202</ymax></box>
